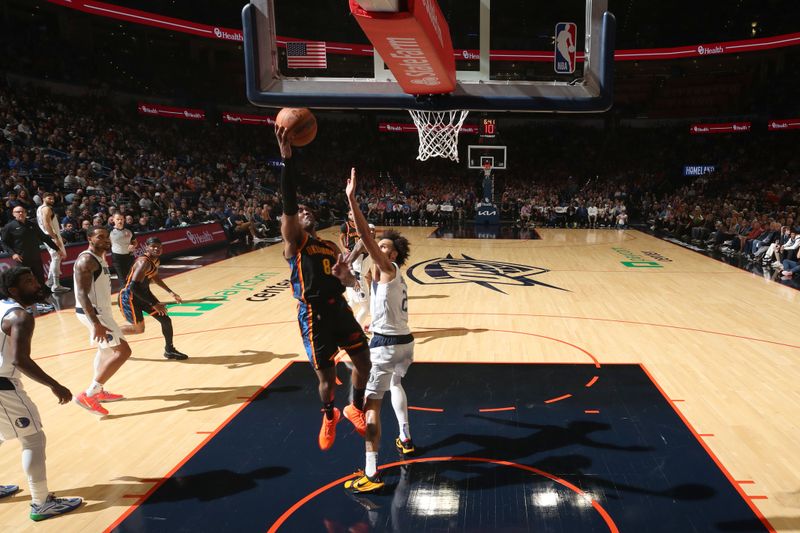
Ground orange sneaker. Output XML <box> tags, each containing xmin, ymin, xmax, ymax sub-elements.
<box><xmin>318</xmin><ymin>407</ymin><xmax>340</xmax><ymax>451</ymax></box>
<box><xmin>343</xmin><ymin>403</ymin><xmax>367</xmax><ymax>437</ymax></box>
<box><xmin>73</xmin><ymin>392</ymin><xmax>108</xmax><ymax>416</ymax></box>
<box><xmin>94</xmin><ymin>390</ymin><xmax>124</xmax><ymax>403</ymax></box>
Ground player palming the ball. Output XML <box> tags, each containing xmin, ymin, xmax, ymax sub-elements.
<box><xmin>275</xmin><ymin>118</ymin><xmax>371</xmax><ymax>451</ymax></box>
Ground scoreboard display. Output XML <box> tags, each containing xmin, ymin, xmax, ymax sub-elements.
<box><xmin>480</xmin><ymin>118</ymin><xmax>497</xmax><ymax>139</ymax></box>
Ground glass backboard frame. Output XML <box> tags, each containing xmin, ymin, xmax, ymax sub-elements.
<box><xmin>242</xmin><ymin>0</ymin><xmax>615</xmax><ymax>112</ymax></box>
<box><xmin>467</xmin><ymin>145</ymin><xmax>507</xmax><ymax>169</ymax></box>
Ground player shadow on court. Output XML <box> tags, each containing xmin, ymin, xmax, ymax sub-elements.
<box><xmin>422</xmin><ymin>414</ymin><xmax>653</xmax><ymax>459</ymax></box>
<box><xmin>129</xmin><ymin>349</ymin><xmax>296</xmax><ymax>369</ymax></box>
<box><xmin>432</xmin><ymin>453</ymin><xmax>715</xmax><ymax>502</ymax></box>
<box><xmin>411</xmin><ymin>327</ymin><xmax>490</xmax><ymax>345</ymax></box>
<box><xmin>418</xmin><ymin>415</ymin><xmax>718</xmax><ymax>503</ymax></box>
<box><xmin>51</xmin><ymin>467</ymin><xmax>291</xmax><ymax>515</ymax></box>
<box><xmin>330</xmin><ymin>454</ymin><xmax>741</xmax><ymax>533</ymax></box>
<box><xmin>102</xmin><ymin>384</ymin><xmax>301</xmax><ymax>419</ymax></box>
<box><xmin>338</xmin><ymin>455</ymin><xmax>716</xmax><ymax>531</ymax></box>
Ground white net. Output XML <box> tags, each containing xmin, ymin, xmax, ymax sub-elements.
<box><xmin>408</xmin><ymin>109</ymin><xmax>469</xmax><ymax>162</ymax></box>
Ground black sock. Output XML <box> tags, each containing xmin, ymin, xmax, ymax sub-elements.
<box><xmin>353</xmin><ymin>388</ymin><xmax>366</xmax><ymax>411</ymax></box>
<box><xmin>323</xmin><ymin>401</ymin><xmax>335</xmax><ymax>420</ymax></box>
<box><xmin>153</xmin><ymin>314</ymin><xmax>174</xmax><ymax>348</ymax></box>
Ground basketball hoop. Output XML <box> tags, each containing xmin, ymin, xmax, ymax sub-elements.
<box><xmin>408</xmin><ymin>109</ymin><xmax>469</xmax><ymax>162</ymax></box>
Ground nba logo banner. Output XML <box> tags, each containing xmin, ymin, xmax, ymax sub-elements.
<box><xmin>554</xmin><ymin>22</ymin><xmax>577</xmax><ymax>74</ymax></box>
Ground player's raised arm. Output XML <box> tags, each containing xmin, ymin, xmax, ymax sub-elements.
<box><xmin>345</xmin><ymin>168</ymin><xmax>393</xmax><ymax>275</ymax></box>
<box><xmin>277</xmin><ymin>125</ymin><xmax>304</xmax><ymax>257</ymax></box>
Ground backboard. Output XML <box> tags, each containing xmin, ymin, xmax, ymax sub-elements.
<box><xmin>242</xmin><ymin>0</ymin><xmax>615</xmax><ymax>112</ymax></box>
<box><xmin>468</xmin><ymin>145</ymin><xmax>506</xmax><ymax>169</ymax></box>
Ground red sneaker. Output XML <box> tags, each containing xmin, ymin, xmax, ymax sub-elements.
<box><xmin>73</xmin><ymin>392</ymin><xmax>109</xmax><ymax>416</ymax></box>
<box><xmin>343</xmin><ymin>403</ymin><xmax>367</xmax><ymax>437</ymax></box>
<box><xmin>318</xmin><ymin>407</ymin><xmax>340</xmax><ymax>451</ymax></box>
<box><xmin>94</xmin><ymin>390</ymin><xmax>124</xmax><ymax>403</ymax></box>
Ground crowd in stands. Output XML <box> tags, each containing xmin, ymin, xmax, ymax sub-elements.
<box><xmin>1</xmin><ymin>79</ymin><xmax>799</xmax><ymax>278</ymax></box>
<box><xmin>645</xmin><ymin>134</ymin><xmax>800</xmax><ymax>278</ymax></box>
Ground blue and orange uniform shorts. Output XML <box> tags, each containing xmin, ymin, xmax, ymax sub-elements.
<box><xmin>297</xmin><ymin>296</ymin><xmax>367</xmax><ymax>370</ymax></box>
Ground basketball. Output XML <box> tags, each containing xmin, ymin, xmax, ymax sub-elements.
<box><xmin>276</xmin><ymin>107</ymin><xmax>317</xmax><ymax>146</ymax></box>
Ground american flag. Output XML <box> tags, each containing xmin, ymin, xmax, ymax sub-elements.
<box><xmin>286</xmin><ymin>41</ymin><xmax>327</xmax><ymax>69</ymax></box>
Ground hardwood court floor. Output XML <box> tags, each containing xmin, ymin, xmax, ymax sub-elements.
<box><xmin>1</xmin><ymin>227</ymin><xmax>798</xmax><ymax>531</ymax></box>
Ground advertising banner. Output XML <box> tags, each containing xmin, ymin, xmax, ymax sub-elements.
<box><xmin>768</xmin><ymin>119</ymin><xmax>800</xmax><ymax>131</ymax></box>
<box><xmin>0</xmin><ymin>222</ymin><xmax>227</xmax><ymax>281</ymax></box>
<box><xmin>49</xmin><ymin>1</ymin><xmax>800</xmax><ymax>62</ymax></box>
<box><xmin>379</xmin><ymin>122</ymin><xmax>479</xmax><ymax>134</ymax></box>
<box><xmin>689</xmin><ymin>122</ymin><xmax>751</xmax><ymax>135</ymax></box>
<box><xmin>138</xmin><ymin>103</ymin><xmax>205</xmax><ymax>121</ymax></box>
<box><xmin>683</xmin><ymin>165</ymin><xmax>716</xmax><ymax>177</ymax></box>
<box><xmin>221</xmin><ymin>112</ymin><xmax>276</xmax><ymax>126</ymax></box>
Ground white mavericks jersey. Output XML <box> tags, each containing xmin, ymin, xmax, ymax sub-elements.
<box><xmin>370</xmin><ymin>263</ymin><xmax>410</xmax><ymax>336</ymax></box>
<box><xmin>36</xmin><ymin>204</ymin><xmax>62</xmax><ymax>244</ymax></box>
<box><xmin>353</xmin><ymin>253</ymin><xmax>372</xmax><ymax>290</ymax></box>
<box><xmin>352</xmin><ymin>253</ymin><xmax>366</xmax><ymax>278</ymax></box>
<box><xmin>0</xmin><ymin>299</ymin><xmax>24</xmax><ymax>378</ymax></box>
<box><xmin>74</xmin><ymin>250</ymin><xmax>113</xmax><ymax>312</ymax></box>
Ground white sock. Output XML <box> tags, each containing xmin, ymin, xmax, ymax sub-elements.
<box><xmin>85</xmin><ymin>381</ymin><xmax>103</xmax><ymax>397</ymax></box>
<box><xmin>390</xmin><ymin>376</ymin><xmax>410</xmax><ymax>441</ymax></box>
<box><xmin>365</xmin><ymin>451</ymin><xmax>378</xmax><ymax>478</ymax></box>
<box><xmin>20</xmin><ymin>433</ymin><xmax>48</xmax><ymax>505</ymax></box>
<box><xmin>93</xmin><ymin>349</ymin><xmax>102</xmax><ymax>376</ymax></box>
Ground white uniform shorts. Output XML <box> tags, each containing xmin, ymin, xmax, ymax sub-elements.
<box><xmin>76</xmin><ymin>309</ymin><xmax>125</xmax><ymax>349</ymax></box>
<box><xmin>365</xmin><ymin>339</ymin><xmax>414</xmax><ymax>400</ymax></box>
<box><xmin>0</xmin><ymin>378</ymin><xmax>43</xmax><ymax>440</ymax></box>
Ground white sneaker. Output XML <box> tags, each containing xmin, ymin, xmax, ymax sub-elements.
<box><xmin>0</xmin><ymin>484</ymin><xmax>19</xmax><ymax>498</ymax></box>
<box><xmin>772</xmin><ymin>261</ymin><xmax>783</xmax><ymax>268</ymax></box>
<box><xmin>29</xmin><ymin>493</ymin><xmax>82</xmax><ymax>521</ymax></box>
<box><xmin>35</xmin><ymin>303</ymin><xmax>55</xmax><ymax>314</ymax></box>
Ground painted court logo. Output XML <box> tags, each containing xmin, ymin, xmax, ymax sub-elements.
<box><xmin>407</xmin><ymin>254</ymin><xmax>567</xmax><ymax>294</ymax></box>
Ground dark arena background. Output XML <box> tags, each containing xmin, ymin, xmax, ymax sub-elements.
<box><xmin>0</xmin><ymin>1</ymin><xmax>799</xmax><ymax>532</ymax></box>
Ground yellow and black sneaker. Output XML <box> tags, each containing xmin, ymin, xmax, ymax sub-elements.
<box><xmin>395</xmin><ymin>437</ymin><xmax>415</xmax><ymax>456</ymax></box>
<box><xmin>344</xmin><ymin>470</ymin><xmax>384</xmax><ymax>494</ymax></box>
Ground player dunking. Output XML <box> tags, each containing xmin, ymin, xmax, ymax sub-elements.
<box><xmin>118</xmin><ymin>237</ymin><xmax>189</xmax><ymax>360</ymax></box>
<box><xmin>0</xmin><ymin>267</ymin><xmax>82</xmax><ymax>521</ymax></box>
<box><xmin>73</xmin><ymin>226</ymin><xmax>132</xmax><ymax>416</ymax></box>
<box><xmin>343</xmin><ymin>168</ymin><xmax>415</xmax><ymax>494</ymax></box>
<box><xmin>275</xmin><ymin>125</ymin><xmax>371</xmax><ymax>451</ymax></box>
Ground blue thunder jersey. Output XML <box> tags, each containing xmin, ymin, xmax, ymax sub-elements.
<box><xmin>288</xmin><ymin>233</ymin><xmax>345</xmax><ymax>302</ymax></box>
